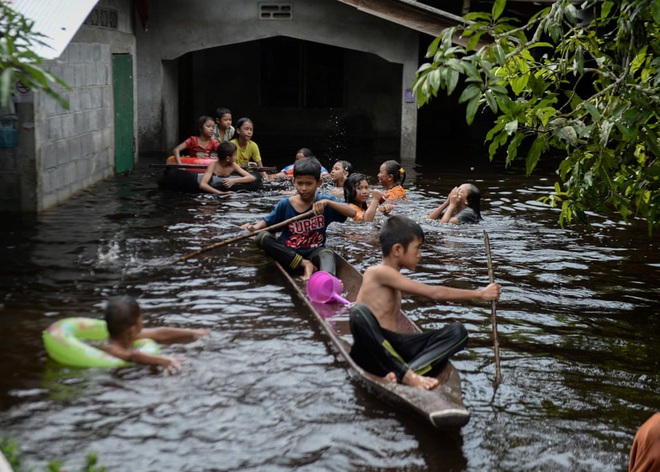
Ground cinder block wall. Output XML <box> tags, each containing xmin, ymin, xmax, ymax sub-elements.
<box><xmin>36</xmin><ymin>42</ymin><xmax>114</xmax><ymax>211</ymax></box>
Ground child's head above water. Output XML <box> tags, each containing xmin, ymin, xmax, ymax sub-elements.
<box><xmin>196</xmin><ymin>116</ymin><xmax>215</xmax><ymax>137</ymax></box>
<box><xmin>214</xmin><ymin>107</ymin><xmax>232</xmax><ymax>129</ymax></box>
<box><xmin>330</xmin><ymin>160</ymin><xmax>353</xmax><ymax>185</ymax></box>
<box><xmin>379</xmin><ymin>215</ymin><xmax>424</xmax><ymax>256</ymax></box>
<box><xmin>463</xmin><ymin>183</ymin><xmax>482</xmax><ymax>219</ymax></box>
<box><xmin>343</xmin><ymin>173</ymin><xmax>370</xmax><ymax>207</ymax></box>
<box><xmin>293</xmin><ymin>157</ymin><xmax>322</xmax><ymax>180</ymax></box>
<box><xmin>378</xmin><ymin>160</ymin><xmax>406</xmax><ymax>187</ymax></box>
<box><xmin>235</xmin><ymin>117</ymin><xmax>254</xmax><ymax>140</ymax></box>
<box><xmin>217</xmin><ymin>141</ymin><xmax>237</xmax><ymax>162</ymax></box>
<box><xmin>296</xmin><ymin>148</ymin><xmax>315</xmax><ymax>160</ymax></box>
<box><xmin>105</xmin><ymin>296</ymin><xmax>142</xmax><ymax>339</ymax></box>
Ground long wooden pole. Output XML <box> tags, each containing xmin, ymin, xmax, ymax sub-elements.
<box><xmin>483</xmin><ymin>230</ymin><xmax>502</xmax><ymax>386</ymax></box>
<box><xmin>171</xmin><ymin>210</ymin><xmax>315</xmax><ymax>264</ymax></box>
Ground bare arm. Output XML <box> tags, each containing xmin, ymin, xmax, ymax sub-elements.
<box><xmin>138</xmin><ymin>327</ymin><xmax>210</xmax><ymax>344</ymax></box>
<box><xmin>373</xmin><ymin>264</ymin><xmax>501</xmax><ymax>302</ymax></box>
<box><xmin>223</xmin><ymin>163</ymin><xmax>257</xmax><ymax>188</ymax></box>
<box><xmin>99</xmin><ymin>341</ymin><xmax>185</xmax><ymax>375</ymax></box>
<box><xmin>172</xmin><ymin>141</ymin><xmax>188</xmax><ymax>165</ymax></box>
<box><xmin>428</xmin><ymin>199</ymin><xmax>449</xmax><ymax>220</ymax></box>
<box><xmin>313</xmin><ymin>199</ymin><xmax>357</xmax><ymax>218</ymax></box>
<box><xmin>438</xmin><ymin>187</ymin><xmax>461</xmax><ymax>223</ymax></box>
<box><xmin>198</xmin><ymin>164</ymin><xmax>226</xmax><ymax>195</ymax></box>
<box><xmin>363</xmin><ymin>189</ymin><xmax>382</xmax><ymax>222</ymax></box>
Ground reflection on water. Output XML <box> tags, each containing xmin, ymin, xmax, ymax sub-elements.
<box><xmin>0</xmin><ymin>158</ymin><xmax>658</xmax><ymax>471</ymax></box>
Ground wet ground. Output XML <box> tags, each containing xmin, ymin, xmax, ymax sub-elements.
<box><xmin>0</xmin><ymin>156</ymin><xmax>658</xmax><ymax>471</ymax></box>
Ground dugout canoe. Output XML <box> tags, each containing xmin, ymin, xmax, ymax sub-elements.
<box><xmin>274</xmin><ymin>254</ymin><xmax>470</xmax><ymax>429</ymax></box>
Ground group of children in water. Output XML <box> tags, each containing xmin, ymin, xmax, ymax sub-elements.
<box><xmin>62</xmin><ymin>135</ymin><xmax>658</xmax><ymax>466</ymax></box>
<box><xmin>113</xmin><ymin>108</ymin><xmax>494</xmax><ymax>391</ymax></box>
<box><xmin>168</xmin><ymin>107</ymin><xmax>484</xmax><ymax>226</ymax></box>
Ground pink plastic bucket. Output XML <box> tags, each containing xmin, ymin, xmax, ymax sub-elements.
<box><xmin>306</xmin><ymin>271</ymin><xmax>350</xmax><ymax>305</ymax></box>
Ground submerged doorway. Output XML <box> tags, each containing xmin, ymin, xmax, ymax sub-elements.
<box><xmin>175</xmin><ymin>37</ymin><xmax>402</xmax><ymax>168</ymax></box>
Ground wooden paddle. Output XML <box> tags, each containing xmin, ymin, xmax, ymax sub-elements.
<box><xmin>150</xmin><ymin>164</ymin><xmax>278</xmax><ymax>172</ymax></box>
<box><xmin>171</xmin><ymin>210</ymin><xmax>315</xmax><ymax>264</ymax></box>
<box><xmin>483</xmin><ymin>230</ymin><xmax>502</xmax><ymax>386</ymax></box>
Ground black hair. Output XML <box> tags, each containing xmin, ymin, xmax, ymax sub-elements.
<box><xmin>293</xmin><ymin>157</ymin><xmax>322</xmax><ymax>180</ymax></box>
<box><xmin>196</xmin><ymin>115</ymin><xmax>214</xmax><ymax>134</ymax></box>
<box><xmin>215</xmin><ymin>107</ymin><xmax>232</xmax><ymax>118</ymax></box>
<box><xmin>236</xmin><ymin>117</ymin><xmax>253</xmax><ymax>130</ymax></box>
<box><xmin>105</xmin><ymin>295</ymin><xmax>142</xmax><ymax>338</ymax></box>
<box><xmin>379</xmin><ymin>215</ymin><xmax>424</xmax><ymax>256</ymax></box>
<box><xmin>336</xmin><ymin>160</ymin><xmax>353</xmax><ymax>175</ymax></box>
<box><xmin>218</xmin><ymin>141</ymin><xmax>237</xmax><ymax>160</ymax></box>
<box><xmin>382</xmin><ymin>160</ymin><xmax>406</xmax><ymax>186</ymax></box>
<box><xmin>296</xmin><ymin>147</ymin><xmax>315</xmax><ymax>158</ymax></box>
<box><xmin>466</xmin><ymin>184</ymin><xmax>483</xmax><ymax>220</ymax></box>
<box><xmin>344</xmin><ymin>173</ymin><xmax>369</xmax><ymax>207</ymax></box>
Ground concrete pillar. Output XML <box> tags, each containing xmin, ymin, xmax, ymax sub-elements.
<box><xmin>400</xmin><ymin>59</ymin><xmax>418</xmax><ymax>162</ymax></box>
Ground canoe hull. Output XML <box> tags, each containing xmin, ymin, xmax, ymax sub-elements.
<box><xmin>274</xmin><ymin>255</ymin><xmax>470</xmax><ymax>430</ymax></box>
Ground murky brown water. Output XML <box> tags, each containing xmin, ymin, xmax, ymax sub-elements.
<box><xmin>0</xmin><ymin>156</ymin><xmax>658</xmax><ymax>471</ymax></box>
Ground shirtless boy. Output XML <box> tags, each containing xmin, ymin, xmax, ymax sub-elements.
<box><xmin>349</xmin><ymin>215</ymin><xmax>501</xmax><ymax>389</ymax></box>
<box><xmin>100</xmin><ymin>296</ymin><xmax>209</xmax><ymax>376</ymax></box>
<box><xmin>198</xmin><ymin>141</ymin><xmax>258</xmax><ymax>195</ymax></box>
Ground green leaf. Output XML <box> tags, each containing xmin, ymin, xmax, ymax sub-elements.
<box><xmin>526</xmin><ymin>135</ymin><xmax>547</xmax><ymax>174</ymax></box>
<box><xmin>582</xmin><ymin>101</ymin><xmax>600</xmax><ymax>120</ymax></box>
<box><xmin>494</xmin><ymin>45</ymin><xmax>506</xmax><ymax>65</ymax></box>
<box><xmin>429</xmin><ymin>68</ymin><xmax>441</xmax><ymax>91</ymax></box>
<box><xmin>601</xmin><ymin>1</ymin><xmax>614</xmax><ymax>20</ymax></box>
<box><xmin>466</xmin><ymin>32</ymin><xmax>482</xmax><ymax>52</ymax></box>
<box><xmin>1</xmin><ymin>68</ymin><xmax>13</xmax><ymax>107</ymax></box>
<box><xmin>447</xmin><ymin>69</ymin><xmax>460</xmax><ymax>95</ymax></box>
<box><xmin>652</xmin><ymin>0</ymin><xmax>660</xmax><ymax>24</ymax></box>
<box><xmin>492</xmin><ymin>0</ymin><xmax>506</xmax><ymax>21</ymax></box>
<box><xmin>425</xmin><ymin>36</ymin><xmax>442</xmax><ymax>58</ymax></box>
<box><xmin>485</xmin><ymin>90</ymin><xmax>498</xmax><ymax>113</ymax></box>
<box><xmin>510</xmin><ymin>74</ymin><xmax>529</xmax><ymax>95</ymax></box>
<box><xmin>465</xmin><ymin>96</ymin><xmax>480</xmax><ymax>125</ymax></box>
<box><xmin>458</xmin><ymin>84</ymin><xmax>481</xmax><ymax>104</ymax></box>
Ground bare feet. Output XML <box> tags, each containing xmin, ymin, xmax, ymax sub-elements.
<box><xmin>384</xmin><ymin>372</ymin><xmax>397</xmax><ymax>383</ymax></box>
<box><xmin>401</xmin><ymin>369</ymin><xmax>438</xmax><ymax>390</ymax></box>
<box><xmin>300</xmin><ymin>260</ymin><xmax>316</xmax><ymax>280</ymax></box>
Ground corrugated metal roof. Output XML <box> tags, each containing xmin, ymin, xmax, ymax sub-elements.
<box><xmin>7</xmin><ymin>0</ymin><xmax>99</xmax><ymax>59</ymax></box>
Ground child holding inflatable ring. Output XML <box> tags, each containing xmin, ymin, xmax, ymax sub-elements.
<box><xmin>100</xmin><ymin>296</ymin><xmax>209</xmax><ymax>376</ymax></box>
<box><xmin>172</xmin><ymin>116</ymin><xmax>219</xmax><ymax>165</ymax></box>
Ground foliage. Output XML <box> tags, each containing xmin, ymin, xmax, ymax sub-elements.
<box><xmin>0</xmin><ymin>2</ymin><xmax>69</xmax><ymax>109</ymax></box>
<box><xmin>413</xmin><ymin>0</ymin><xmax>660</xmax><ymax>233</ymax></box>
<box><xmin>1</xmin><ymin>437</ymin><xmax>106</xmax><ymax>472</ymax></box>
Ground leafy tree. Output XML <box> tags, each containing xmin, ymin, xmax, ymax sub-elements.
<box><xmin>0</xmin><ymin>2</ymin><xmax>69</xmax><ymax>109</ymax></box>
<box><xmin>413</xmin><ymin>0</ymin><xmax>660</xmax><ymax>233</ymax></box>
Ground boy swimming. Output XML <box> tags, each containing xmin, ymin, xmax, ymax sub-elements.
<box><xmin>100</xmin><ymin>296</ymin><xmax>209</xmax><ymax>376</ymax></box>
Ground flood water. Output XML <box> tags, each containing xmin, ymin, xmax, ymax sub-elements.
<box><xmin>0</xmin><ymin>155</ymin><xmax>658</xmax><ymax>471</ymax></box>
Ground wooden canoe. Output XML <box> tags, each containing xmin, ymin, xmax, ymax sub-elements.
<box><xmin>274</xmin><ymin>254</ymin><xmax>470</xmax><ymax>429</ymax></box>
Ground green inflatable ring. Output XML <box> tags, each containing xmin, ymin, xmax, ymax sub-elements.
<box><xmin>43</xmin><ymin>317</ymin><xmax>160</xmax><ymax>368</ymax></box>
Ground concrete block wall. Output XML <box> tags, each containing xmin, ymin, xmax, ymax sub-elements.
<box><xmin>36</xmin><ymin>41</ymin><xmax>114</xmax><ymax>211</ymax></box>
